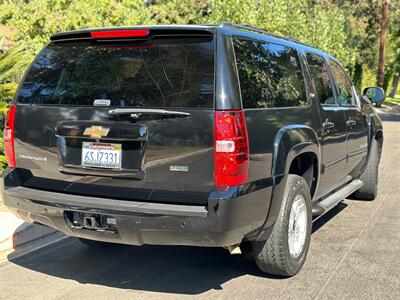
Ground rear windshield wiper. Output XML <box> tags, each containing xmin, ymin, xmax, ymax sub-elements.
<box><xmin>108</xmin><ymin>108</ymin><xmax>191</xmax><ymax>120</ymax></box>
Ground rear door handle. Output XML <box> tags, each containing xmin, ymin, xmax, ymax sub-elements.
<box><xmin>322</xmin><ymin>120</ymin><xmax>335</xmax><ymax>130</ymax></box>
<box><xmin>346</xmin><ymin>118</ymin><xmax>356</xmax><ymax>127</ymax></box>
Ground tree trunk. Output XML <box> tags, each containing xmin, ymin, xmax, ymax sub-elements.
<box><xmin>389</xmin><ymin>75</ymin><xmax>399</xmax><ymax>98</ymax></box>
<box><xmin>377</xmin><ymin>0</ymin><xmax>389</xmax><ymax>88</ymax></box>
<box><xmin>353</xmin><ymin>62</ymin><xmax>363</xmax><ymax>91</ymax></box>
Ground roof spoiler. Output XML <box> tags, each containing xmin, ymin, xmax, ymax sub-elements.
<box><xmin>50</xmin><ymin>27</ymin><xmax>214</xmax><ymax>43</ymax></box>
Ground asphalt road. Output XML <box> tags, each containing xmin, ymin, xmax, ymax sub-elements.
<box><xmin>1</xmin><ymin>115</ymin><xmax>399</xmax><ymax>300</ymax></box>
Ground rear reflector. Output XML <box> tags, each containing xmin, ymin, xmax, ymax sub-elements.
<box><xmin>90</xmin><ymin>30</ymin><xmax>150</xmax><ymax>39</ymax></box>
<box><xmin>3</xmin><ymin>104</ymin><xmax>16</xmax><ymax>168</ymax></box>
<box><xmin>214</xmin><ymin>110</ymin><xmax>249</xmax><ymax>187</ymax></box>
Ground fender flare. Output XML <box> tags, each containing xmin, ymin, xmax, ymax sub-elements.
<box><xmin>366</xmin><ymin>114</ymin><xmax>383</xmax><ymax>164</ymax></box>
<box><xmin>367</xmin><ymin>114</ymin><xmax>382</xmax><ymax>142</ymax></box>
<box><xmin>271</xmin><ymin>124</ymin><xmax>321</xmax><ymax>178</ymax></box>
<box><xmin>256</xmin><ymin>125</ymin><xmax>321</xmax><ymax>240</ymax></box>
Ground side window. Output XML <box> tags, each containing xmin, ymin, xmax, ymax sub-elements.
<box><xmin>305</xmin><ymin>53</ymin><xmax>336</xmax><ymax>106</ymax></box>
<box><xmin>328</xmin><ymin>60</ymin><xmax>356</xmax><ymax>107</ymax></box>
<box><xmin>233</xmin><ymin>38</ymin><xmax>308</xmax><ymax>108</ymax></box>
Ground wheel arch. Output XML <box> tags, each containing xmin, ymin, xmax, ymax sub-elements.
<box><xmin>256</xmin><ymin>125</ymin><xmax>321</xmax><ymax>240</ymax></box>
<box><xmin>367</xmin><ymin>113</ymin><xmax>383</xmax><ymax>162</ymax></box>
<box><xmin>367</xmin><ymin>114</ymin><xmax>383</xmax><ymax>147</ymax></box>
<box><xmin>287</xmin><ymin>150</ymin><xmax>319</xmax><ymax>199</ymax></box>
<box><xmin>271</xmin><ymin>125</ymin><xmax>321</xmax><ymax>184</ymax></box>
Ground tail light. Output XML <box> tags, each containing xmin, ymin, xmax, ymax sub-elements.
<box><xmin>3</xmin><ymin>104</ymin><xmax>16</xmax><ymax>168</ymax></box>
<box><xmin>214</xmin><ymin>110</ymin><xmax>249</xmax><ymax>187</ymax></box>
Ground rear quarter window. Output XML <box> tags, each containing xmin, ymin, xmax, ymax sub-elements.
<box><xmin>233</xmin><ymin>38</ymin><xmax>308</xmax><ymax>109</ymax></box>
<box><xmin>327</xmin><ymin>59</ymin><xmax>357</xmax><ymax>107</ymax></box>
<box><xmin>305</xmin><ymin>53</ymin><xmax>336</xmax><ymax>106</ymax></box>
<box><xmin>16</xmin><ymin>37</ymin><xmax>214</xmax><ymax>108</ymax></box>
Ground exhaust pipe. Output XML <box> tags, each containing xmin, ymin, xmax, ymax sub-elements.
<box><xmin>226</xmin><ymin>244</ymin><xmax>242</xmax><ymax>255</ymax></box>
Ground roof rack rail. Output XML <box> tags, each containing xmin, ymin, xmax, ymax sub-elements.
<box><xmin>220</xmin><ymin>22</ymin><xmax>313</xmax><ymax>47</ymax></box>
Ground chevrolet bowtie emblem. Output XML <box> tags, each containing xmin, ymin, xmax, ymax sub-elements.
<box><xmin>83</xmin><ymin>126</ymin><xmax>110</xmax><ymax>138</ymax></box>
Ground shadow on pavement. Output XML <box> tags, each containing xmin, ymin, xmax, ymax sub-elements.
<box><xmin>7</xmin><ymin>200</ymin><xmax>346</xmax><ymax>295</ymax></box>
<box><xmin>312</xmin><ymin>202</ymin><xmax>347</xmax><ymax>234</ymax></box>
<box><xmin>377</xmin><ymin>112</ymin><xmax>400</xmax><ymax>122</ymax></box>
<box><xmin>7</xmin><ymin>238</ymin><xmax>275</xmax><ymax>294</ymax></box>
<box><xmin>4</xmin><ymin>191</ymin><xmax>354</xmax><ymax>295</ymax></box>
<box><xmin>378</xmin><ymin>106</ymin><xmax>400</xmax><ymax>122</ymax></box>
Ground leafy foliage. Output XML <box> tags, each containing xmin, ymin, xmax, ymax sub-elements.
<box><xmin>387</xmin><ymin>5</ymin><xmax>400</xmax><ymax>78</ymax></box>
<box><xmin>207</xmin><ymin>0</ymin><xmax>349</xmax><ymax>65</ymax></box>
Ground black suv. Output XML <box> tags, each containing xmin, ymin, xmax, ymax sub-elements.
<box><xmin>2</xmin><ymin>24</ymin><xmax>383</xmax><ymax>276</ymax></box>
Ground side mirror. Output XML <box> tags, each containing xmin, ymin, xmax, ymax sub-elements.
<box><xmin>363</xmin><ymin>87</ymin><xmax>385</xmax><ymax>103</ymax></box>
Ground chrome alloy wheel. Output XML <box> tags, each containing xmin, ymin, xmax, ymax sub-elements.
<box><xmin>288</xmin><ymin>194</ymin><xmax>307</xmax><ymax>258</ymax></box>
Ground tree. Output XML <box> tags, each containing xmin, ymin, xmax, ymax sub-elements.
<box><xmin>206</xmin><ymin>0</ymin><xmax>350</xmax><ymax>66</ymax></box>
<box><xmin>377</xmin><ymin>0</ymin><xmax>390</xmax><ymax>88</ymax></box>
<box><xmin>146</xmin><ymin>0</ymin><xmax>210</xmax><ymax>24</ymax></box>
<box><xmin>388</xmin><ymin>26</ymin><xmax>400</xmax><ymax>97</ymax></box>
<box><xmin>387</xmin><ymin>1</ymin><xmax>400</xmax><ymax>97</ymax></box>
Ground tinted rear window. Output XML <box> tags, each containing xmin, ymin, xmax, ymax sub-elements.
<box><xmin>17</xmin><ymin>37</ymin><xmax>214</xmax><ymax>108</ymax></box>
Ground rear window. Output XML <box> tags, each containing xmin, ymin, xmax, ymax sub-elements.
<box><xmin>16</xmin><ymin>37</ymin><xmax>214</xmax><ymax>108</ymax></box>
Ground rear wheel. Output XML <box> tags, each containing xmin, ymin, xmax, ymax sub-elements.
<box><xmin>252</xmin><ymin>174</ymin><xmax>312</xmax><ymax>277</ymax></box>
<box><xmin>351</xmin><ymin>141</ymin><xmax>380</xmax><ymax>200</ymax></box>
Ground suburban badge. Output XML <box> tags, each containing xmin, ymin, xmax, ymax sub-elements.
<box><xmin>169</xmin><ymin>165</ymin><xmax>189</xmax><ymax>172</ymax></box>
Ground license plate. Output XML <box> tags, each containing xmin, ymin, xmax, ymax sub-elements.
<box><xmin>81</xmin><ymin>142</ymin><xmax>122</xmax><ymax>169</ymax></box>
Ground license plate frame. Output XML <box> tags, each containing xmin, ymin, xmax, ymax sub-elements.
<box><xmin>81</xmin><ymin>142</ymin><xmax>122</xmax><ymax>169</ymax></box>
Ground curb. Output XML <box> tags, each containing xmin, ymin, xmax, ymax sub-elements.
<box><xmin>0</xmin><ymin>211</ymin><xmax>66</xmax><ymax>262</ymax></box>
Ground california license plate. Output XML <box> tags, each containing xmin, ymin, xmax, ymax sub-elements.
<box><xmin>81</xmin><ymin>142</ymin><xmax>122</xmax><ymax>169</ymax></box>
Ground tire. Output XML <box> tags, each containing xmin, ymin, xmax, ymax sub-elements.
<box><xmin>252</xmin><ymin>174</ymin><xmax>312</xmax><ymax>277</ymax></box>
<box><xmin>78</xmin><ymin>238</ymin><xmax>117</xmax><ymax>247</ymax></box>
<box><xmin>351</xmin><ymin>141</ymin><xmax>380</xmax><ymax>200</ymax></box>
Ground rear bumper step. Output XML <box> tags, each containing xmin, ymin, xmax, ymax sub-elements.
<box><xmin>6</xmin><ymin>186</ymin><xmax>208</xmax><ymax>218</ymax></box>
<box><xmin>312</xmin><ymin>179</ymin><xmax>363</xmax><ymax>218</ymax></box>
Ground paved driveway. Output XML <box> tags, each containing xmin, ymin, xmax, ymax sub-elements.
<box><xmin>1</xmin><ymin>117</ymin><xmax>399</xmax><ymax>300</ymax></box>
